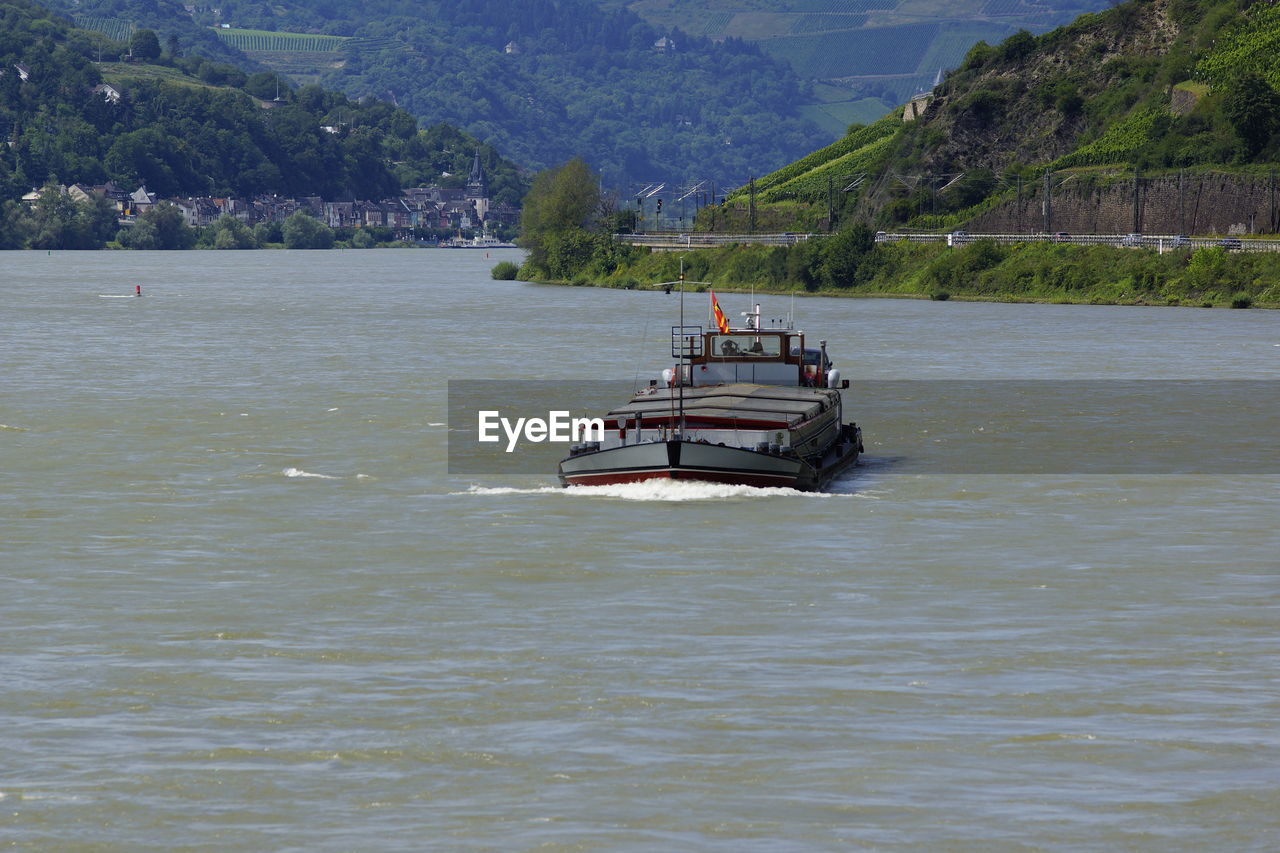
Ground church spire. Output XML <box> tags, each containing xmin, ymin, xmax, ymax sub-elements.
<box><xmin>467</xmin><ymin>148</ymin><xmax>487</xmax><ymax>198</ymax></box>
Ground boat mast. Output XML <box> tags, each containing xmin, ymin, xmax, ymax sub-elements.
<box><xmin>653</xmin><ymin>261</ymin><xmax>709</xmax><ymax>441</ymax></box>
<box><xmin>678</xmin><ymin>257</ymin><xmax>685</xmax><ymax>438</ymax></box>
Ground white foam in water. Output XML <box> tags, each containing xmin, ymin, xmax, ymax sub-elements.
<box><xmin>283</xmin><ymin>467</ymin><xmax>338</xmax><ymax>480</ymax></box>
<box><xmin>458</xmin><ymin>481</ymin><xmax>848</xmax><ymax>501</ymax></box>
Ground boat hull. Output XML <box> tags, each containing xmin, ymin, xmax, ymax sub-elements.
<box><xmin>558</xmin><ymin>427</ymin><xmax>860</xmax><ymax>491</ymax></box>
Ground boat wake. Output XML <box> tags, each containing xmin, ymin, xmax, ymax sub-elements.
<box><xmin>283</xmin><ymin>467</ymin><xmax>339</xmax><ymax>480</ymax></box>
<box><xmin>457</xmin><ymin>481</ymin><xmax>849</xmax><ymax>501</ymax></box>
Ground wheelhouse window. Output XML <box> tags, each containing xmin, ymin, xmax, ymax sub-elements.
<box><xmin>712</xmin><ymin>334</ymin><xmax>782</xmax><ymax>357</ymax></box>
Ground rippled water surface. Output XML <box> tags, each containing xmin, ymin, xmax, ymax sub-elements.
<box><xmin>2</xmin><ymin>250</ymin><xmax>1278</xmax><ymax>850</ymax></box>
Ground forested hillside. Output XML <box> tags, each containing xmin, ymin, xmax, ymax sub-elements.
<box><xmin>0</xmin><ymin>0</ymin><xmax>524</xmax><ymax>207</ymax></box>
<box><xmin>51</xmin><ymin>0</ymin><xmax>249</xmax><ymax>65</ymax></box>
<box><xmin>48</xmin><ymin>0</ymin><xmax>829</xmax><ymax>188</ymax></box>
<box><xmin>713</xmin><ymin>0</ymin><xmax>1280</xmax><ymax>232</ymax></box>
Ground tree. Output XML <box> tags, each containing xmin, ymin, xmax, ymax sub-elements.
<box><xmin>820</xmin><ymin>224</ymin><xmax>875</xmax><ymax>287</ymax></box>
<box><xmin>104</xmin><ymin>128</ymin><xmax>203</xmax><ymax>199</ymax></box>
<box><xmin>0</xmin><ymin>200</ymin><xmax>34</xmax><ymax>249</ymax></box>
<box><xmin>543</xmin><ymin>228</ymin><xmax>611</xmax><ymax>280</ymax></box>
<box><xmin>282</xmin><ymin>211</ymin><xmax>335</xmax><ymax>249</ymax></box>
<box><xmin>517</xmin><ymin>157</ymin><xmax>601</xmax><ymax>275</ymax></box>
<box><xmin>203</xmin><ymin>214</ymin><xmax>258</xmax><ymax>249</ymax></box>
<box><xmin>118</xmin><ymin>202</ymin><xmax>196</xmax><ymax>249</ymax></box>
<box><xmin>254</xmin><ymin>221</ymin><xmax>283</xmax><ymax>245</ymax></box>
<box><xmin>244</xmin><ymin>72</ymin><xmax>284</xmax><ymax>101</ymax></box>
<box><xmin>29</xmin><ymin>187</ymin><xmax>84</xmax><ymax>249</ymax></box>
<box><xmin>1223</xmin><ymin>73</ymin><xmax>1280</xmax><ymax>158</ymax></box>
<box><xmin>27</xmin><ymin>184</ymin><xmax>118</xmax><ymax>249</ymax></box>
<box><xmin>130</xmin><ymin>30</ymin><xmax>162</xmax><ymax>62</ymax></box>
<box><xmin>82</xmin><ymin>193</ymin><xmax>121</xmax><ymax>245</ymax></box>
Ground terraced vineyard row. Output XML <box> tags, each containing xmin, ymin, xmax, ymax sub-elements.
<box><xmin>1052</xmin><ymin>108</ymin><xmax>1163</xmax><ymax>169</ymax></box>
<box><xmin>1196</xmin><ymin>3</ymin><xmax>1280</xmax><ymax>88</ymax></box>
<box><xmin>213</xmin><ymin>28</ymin><xmax>349</xmax><ymax>53</ymax></box>
<box><xmin>790</xmin><ymin>14</ymin><xmax>870</xmax><ymax>34</ymax></box>
<box><xmin>727</xmin><ymin>115</ymin><xmax>900</xmax><ymax>203</ymax></box>
<box><xmin>342</xmin><ymin>37</ymin><xmax>409</xmax><ymax>53</ymax></box>
<box><xmin>690</xmin><ymin>12</ymin><xmax>734</xmax><ymax>37</ymax></box>
<box><xmin>72</xmin><ymin>15</ymin><xmax>135</xmax><ymax>43</ymax></box>
<box><xmin>758</xmin><ymin>134</ymin><xmax>896</xmax><ymax>202</ymax></box>
<box><xmin>785</xmin><ymin>0</ymin><xmax>896</xmax><ymax>11</ymax></box>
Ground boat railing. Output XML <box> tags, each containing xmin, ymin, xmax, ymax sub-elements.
<box><xmin>671</xmin><ymin>326</ymin><xmax>703</xmax><ymax>357</ymax></box>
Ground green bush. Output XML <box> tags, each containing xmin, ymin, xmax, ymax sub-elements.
<box><xmin>961</xmin><ymin>41</ymin><xmax>993</xmax><ymax>71</ymax></box>
<box><xmin>997</xmin><ymin>30</ymin><xmax>1036</xmax><ymax>64</ymax></box>
<box><xmin>491</xmin><ymin>260</ymin><xmax>520</xmax><ymax>280</ymax></box>
<box><xmin>952</xmin><ymin>89</ymin><xmax>1006</xmax><ymax>124</ymax></box>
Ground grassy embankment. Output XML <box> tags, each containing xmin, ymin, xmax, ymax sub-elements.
<box><xmin>546</xmin><ymin>238</ymin><xmax>1280</xmax><ymax>308</ymax></box>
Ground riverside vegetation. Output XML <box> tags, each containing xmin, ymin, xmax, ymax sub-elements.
<box><xmin>506</xmin><ymin>159</ymin><xmax>1277</xmax><ymax>308</ymax></box>
<box><xmin>579</xmin><ymin>236</ymin><xmax>1277</xmax><ymax>308</ymax></box>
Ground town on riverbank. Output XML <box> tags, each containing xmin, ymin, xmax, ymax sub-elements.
<box><xmin>10</xmin><ymin>151</ymin><xmax>517</xmax><ymax>250</ymax></box>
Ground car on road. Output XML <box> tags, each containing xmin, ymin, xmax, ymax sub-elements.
<box><xmin>1121</xmin><ymin>233</ymin><xmax>1144</xmax><ymax>246</ymax></box>
<box><xmin>1219</xmin><ymin>237</ymin><xmax>1242</xmax><ymax>251</ymax></box>
<box><xmin>1171</xmin><ymin>234</ymin><xmax>1191</xmax><ymax>248</ymax></box>
<box><xmin>1053</xmin><ymin>232</ymin><xmax>1071</xmax><ymax>242</ymax></box>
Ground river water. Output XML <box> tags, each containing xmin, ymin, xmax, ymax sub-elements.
<box><xmin>1</xmin><ymin>250</ymin><xmax>1277</xmax><ymax>850</ymax></box>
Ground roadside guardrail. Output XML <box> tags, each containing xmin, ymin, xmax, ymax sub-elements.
<box><xmin>876</xmin><ymin>232</ymin><xmax>1277</xmax><ymax>252</ymax></box>
<box><xmin>614</xmin><ymin>231</ymin><xmax>1280</xmax><ymax>253</ymax></box>
<box><xmin>616</xmin><ymin>232</ymin><xmax>817</xmax><ymax>248</ymax></box>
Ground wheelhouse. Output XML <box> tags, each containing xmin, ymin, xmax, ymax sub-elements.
<box><xmin>670</xmin><ymin>324</ymin><xmax>841</xmax><ymax>389</ymax></box>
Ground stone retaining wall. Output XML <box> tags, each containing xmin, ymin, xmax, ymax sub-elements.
<box><xmin>966</xmin><ymin>172</ymin><xmax>1280</xmax><ymax>235</ymax></box>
